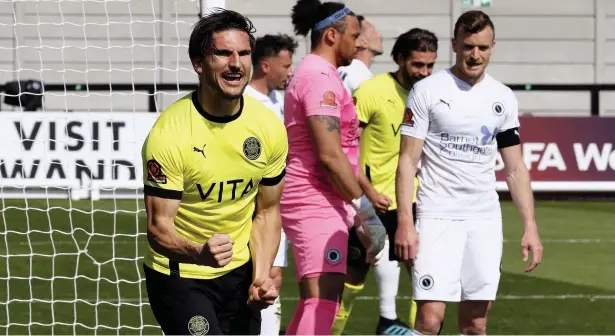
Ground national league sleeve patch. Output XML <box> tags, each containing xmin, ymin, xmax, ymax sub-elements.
<box><xmin>402</xmin><ymin>108</ymin><xmax>414</xmax><ymax>126</ymax></box>
<box><xmin>320</xmin><ymin>91</ymin><xmax>337</xmax><ymax>109</ymax></box>
<box><xmin>147</xmin><ymin>159</ymin><xmax>167</xmax><ymax>184</ymax></box>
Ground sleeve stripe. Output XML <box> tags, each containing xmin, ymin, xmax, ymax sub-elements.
<box><xmin>261</xmin><ymin>168</ymin><xmax>286</xmax><ymax>186</ymax></box>
<box><xmin>143</xmin><ymin>185</ymin><xmax>183</xmax><ymax>200</ymax></box>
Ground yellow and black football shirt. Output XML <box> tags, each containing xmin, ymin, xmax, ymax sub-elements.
<box><xmin>141</xmin><ymin>91</ymin><xmax>288</xmax><ymax>280</ymax></box>
<box><xmin>354</xmin><ymin>73</ymin><xmax>418</xmax><ymax>210</ymax></box>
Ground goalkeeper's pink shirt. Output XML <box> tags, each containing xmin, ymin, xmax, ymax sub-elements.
<box><xmin>280</xmin><ymin>54</ymin><xmax>360</xmax><ymax>219</ymax></box>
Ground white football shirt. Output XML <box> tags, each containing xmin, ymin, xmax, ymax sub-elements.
<box><xmin>338</xmin><ymin>59</ymin><xmax>373</xmax><ymax>95</ymax></box>
<box><xmin>244</xmin><ymin>85</ymin><xmax>284</xmax><ymax>120</ymax></box>
<box><xmin>401</xmin><ymin>69</ymin><xmax>520</xmax><ymax>219</ymax></box>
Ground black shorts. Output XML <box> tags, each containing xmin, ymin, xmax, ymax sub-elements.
<box><xmin>348</xmin><ymin>203</ymin><xmax>417</xmax><ymax>267</ymax></box>
<box><xmin>144</xmin><ymin>261</ymin><xmax>261</xmax><ymax>335</ymax></box>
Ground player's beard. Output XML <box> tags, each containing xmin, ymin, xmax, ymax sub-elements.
<box><xmin>402</xmin><ymin>65</ymin><xmax>424</xmax><ymax>89</ymax></box>
<box><xmin>340</xmin><ymin>55</ymin><xmax>353</xmax><ymax>67</ymax></box>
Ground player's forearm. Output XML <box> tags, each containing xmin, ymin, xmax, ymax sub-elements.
<box><xmin>505</xmin><ymin>162</ymin><xmax>537</xmax><ymax>231</ymax></box>
<box><xmin>357</xmin><ymin>169</ymin><xmax>377</xmax><ymax>199</ymax></box>
<box><xmin>320</xmin><ymin>153</ymin><xmax>363</xmax><ymax>201</ymax></box>
<box><xmin>395</xmin><ymin>155</ymin><xmax>417</xmax><ymax>227</ymax></box>
<box><xmin>147</xmin><ymin>219</ymin><xmax>202</xmax><ymax>264</ymax></box>
<box><xmin>250</xmin><ymin>206</ymin><xmax>281</xmax><ymax>281</ymax></box>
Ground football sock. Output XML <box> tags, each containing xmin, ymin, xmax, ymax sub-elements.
<box><xmin>374</xmin><ymin>245</ymin><xmax>401</xmax><ymax>320</ymax></box>
<box><xmin>260</xmin><ymin>296</ymin><xmax>281</xmax><ymax>335</ymax></box>
<box><xmin>331</xmin><ymin>282</ymin><xmax>364</xmax><ymax>335</ymax></box>
<box><xmin>285</xmin><ymin>298</ymin><xmax>304</xmax><ymax>335</ymax></box>
<box><xmin>409</xmin><ymin>299</ymin><xmax>418</xmax><ymax>330</ymax></box>
<box><xmin>295</xmin><ymin>298</ymin><xmax>339</xmax><ymax>335</ymax></box>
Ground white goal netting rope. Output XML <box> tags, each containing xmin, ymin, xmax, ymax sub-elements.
<box><xmin>0</xmin><ymin>0</ymin><xmax>205</xmax><ymax>334</ymax></box>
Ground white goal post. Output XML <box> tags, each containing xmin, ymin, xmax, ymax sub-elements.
<box><xmin>0</xmin><ymin>0</ymin><xmax>223</xmax><ymax>334</ymax></box>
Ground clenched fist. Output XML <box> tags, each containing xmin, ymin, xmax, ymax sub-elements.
<box><xmin>196</xmin><ymin>234</ymin><xmax>233</xmax><ymax>268</ymax></box>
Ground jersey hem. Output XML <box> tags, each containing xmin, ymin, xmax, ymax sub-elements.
<box><xmin>143</xmin><ymin>185</ymin><xmax>182</xmax><ymax>200</ymax></box>
<box><xmin>261</xmin><ymin>168</ymin><xmax>286</xmax><ymax>186</ymax></box>
<box><xmin>143</xmin><ymin>258</ymin><xmax>248</xmax><ymax>280</ymax></box>
<box><xmin>400</xmin><ymin>129</ymin><xmax>425</xmax><ymax>139</ymax></box>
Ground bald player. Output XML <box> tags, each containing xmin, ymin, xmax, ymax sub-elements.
<box><xmin>337</xmin><ymin>15</ymin><xmax>383</xmax><ymax>94</ymax></box>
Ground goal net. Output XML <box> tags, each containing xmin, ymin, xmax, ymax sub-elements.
<box><xmin>0</xmin><ymin>0</ymin><xmax>204</xmax><ymax>334</ymax></box>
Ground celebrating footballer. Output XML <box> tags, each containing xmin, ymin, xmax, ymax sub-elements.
<box><xmin>141</xmin><ymin>9</ymin><xmax>288</xmax><ymax>335</ymax></box>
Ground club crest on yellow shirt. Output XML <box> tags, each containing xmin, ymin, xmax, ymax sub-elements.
<box><xmin>243</xmin><ymin>137</ymin><xmax>262</xmax><ymax>160</ymax></box>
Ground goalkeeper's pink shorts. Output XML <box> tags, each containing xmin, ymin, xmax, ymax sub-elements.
<box><xmin>282</xmin><ymin>207</ymin><xmax>354</xmax><ymax>281</ymax></box>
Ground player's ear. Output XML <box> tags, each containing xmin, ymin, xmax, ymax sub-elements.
<box><xmin>261</xmin><ymin>61</ymin><xmax>270</xmax><ymax>74</ymax></box>
<box><xmin>323</xmin><ymin>27</ymin><xmax>338</xmax><ymax>46</ymax></box>
<box><xmin>191</xmin><ymin>58</ymin><xmax>204</xmax><ymax>74</ymax></box>
<box><xmin>451</xmin><ymin>37</ymin><xmax>457</xmax><ymax>53</ymax></box>
<box><xmin>396</xmin><ymin>53</ymin><xmax>404</xmax><ymax>67</ymax></box>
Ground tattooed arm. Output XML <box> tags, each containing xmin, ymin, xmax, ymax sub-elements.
<box><xmin>306</xmin><ymin>115</ymin><xmax>363</xmax><ymax>201</ymax></box>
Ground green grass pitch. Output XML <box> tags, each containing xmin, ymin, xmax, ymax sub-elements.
<box><xmin>1</xmin><ymin>199</ymin><xmax>614</xmax><ymax>335</ymax></box>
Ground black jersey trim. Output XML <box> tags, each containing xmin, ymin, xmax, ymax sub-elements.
<box><xmin>365</xmin><ymin>164</ymin><xmax>372</xmax><ymax>181</ymax></box>
<box><xmin>496</xmin><ymin>127</ymin><xmax>521</xmax><ymax>149</ymax></box>
<box><xmin>192</xmin><ymin>90</ymin><xmax>243</xmax><ymax>123</ymax></box>
<box><xmin>389</xmin><ymin>72</ymin><xmax>403</xmax><ymax>87</ymax></box>
<box><xmin>261</xmin><ymin>168</ymin><xmax>286</xmax><ymax>186</ymax></box>
<box><xmin>144</xmin><ymin>185</ymin><xmax>183</xmax><ymax>200</ymax></box>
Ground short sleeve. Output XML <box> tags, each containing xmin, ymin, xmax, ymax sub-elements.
<box><xmin>142</xmin><ymin>127</ymin><xmax>184</xmax><ymax>199</ymax></box>
<box><xmin>300</xmin><ymin>72</ymin><xmax>343</xmax><ymax>118</ymax></box>
<box><xmin>261</xmin><ymin>121</ymin><xmax>288</xmax><ymax>186</ymax></box>
<box><xmin>353</xmin><ymin>87</ymin><xmax>376</xmax><ymax>126</ymax></box>
<box><xmin>500</xmin><ymin>93</ymin><xmax>520</xmax><ymax>132</ymax></box>
<box><xmin>400</xmin><ymin>86</ymin><xmax>430</xmax><ymax>140</ymax></box>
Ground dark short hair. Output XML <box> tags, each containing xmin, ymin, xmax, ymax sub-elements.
<box><xmin>188</xmin><ymin>8</ymin><xmax>256</xmax><ymax>61</ymax></box>
<box><xmin>252</xmin><ymin>34</ymin><xmax>299</xmax><ymax>66</ymax></box>
<box><xmin>357</xmin><ymin>15</ymin><xmax>365</xmax><ymax>27</ymax></box>
<box><xmin>390</xmin><ymin>28</ymin><xmax>438</xmax><ymax>62</ymax></box>
<box><xmin>291</xmin><ymin>0</ymin><xmax>356</xmax><ymax>48</ymax></box>
<box><xmin>453</xmin><ymin>10</ymin><xmax>495</xmax><ymax>39</ymax></box>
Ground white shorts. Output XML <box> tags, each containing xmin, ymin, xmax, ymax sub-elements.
<box><xmin>412</xmin><ymin>217</ymin><xmax>503</xmax><ymax>302</ymax></box>
<box><xmin>272</xmin><ymin>229</ymin><xmax>288</xmax><ymax>267</ymax></box>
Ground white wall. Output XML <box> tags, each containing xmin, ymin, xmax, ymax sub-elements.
<box><xmin>2</xmin><ymin>0</ymin><xmax>613</xmax><ymax>115</ymax></box>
